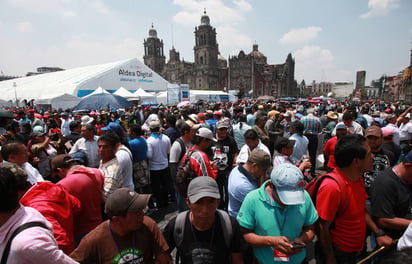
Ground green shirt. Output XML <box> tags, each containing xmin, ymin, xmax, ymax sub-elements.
<box><xmin>237</xmin><ymin>180</ymin><xmax>318</xmax><ymax>264</ymax></box>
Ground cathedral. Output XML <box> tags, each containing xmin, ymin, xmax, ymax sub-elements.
<box><xmin>143</xmin><ymin>11</ymin><xmax>297</xmax><ymax>98</ymax></box>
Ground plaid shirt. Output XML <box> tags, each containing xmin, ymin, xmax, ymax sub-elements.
<box><xmin>301</xmin><ymin>114</ymin><xmax>322</xmax><ymax>135</ymax></box>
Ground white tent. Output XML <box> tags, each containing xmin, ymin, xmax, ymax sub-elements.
<box><xmin>0</xmin><ymin>58</ymin><xmax>170</xmax><ymax>104</ymax></box>
<box><xmin>0</xmin><ymin>99</ymin><xmax>12</xmax><ymax>108</ymax></box>
<box><xmin>156</xmin><ymin>91</ymin><xmax>168</xmax><ymax>105</ymax></box>
<box><xmin>113</xmin><ymin>87</ymin><xmax>136</xmax><ymax>99</ymax></box>
<box><xmin>82</xmin><ymin>86</ymin><xmax>110</xmax><ymax>98</ymax></box>
<box><xmin>35</xmin><ymin>93</ymin><xmax>82</xmax><ymax>109</ymax></box>
<box><xmin>132</xmin><ymin>88</ymin><xmax>157</xmax><ymax>103</ymax></box>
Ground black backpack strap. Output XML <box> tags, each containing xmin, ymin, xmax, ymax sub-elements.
<box><xmin>311</xmin><ymin>174</ymin><xmax>336</xmax><ymax>207</ymax></box>
<box><xmin>176</xmin><ymin>138</ymin><xmax>187</xmax><ymax>163</ymax></box>
<box><xmin>216</xmin><ymin>209</ymin><xmax>233</xmax><ymax>249</ymax></box>
<box><xmin>1</xmin><ymin>221</ymin><xmax>48</xmax><ymax>264</ymax></box>
<box><xmin>173</xmin><ymin>211</ymin><xmax>189</xmax><ymax>249</ymax></box>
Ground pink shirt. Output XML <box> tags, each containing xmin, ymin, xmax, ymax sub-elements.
<box><xmin>0</xmin><ymin>205</ymin><xmax>77</xmax><ymax>264</ymax></box>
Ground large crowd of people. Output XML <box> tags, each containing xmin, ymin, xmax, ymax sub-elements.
<box><xmin>1</xmin><ymin>99</ymin><xmax>412</xmax><ymax>263</ymax></box>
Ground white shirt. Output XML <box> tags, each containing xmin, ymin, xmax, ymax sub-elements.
<box><xmin>332</xmin><ymin>121</ymin><xmax>364</xmax><ymax>136</ymax></box>
<box><xmin>21</xmin><ymin>162</ymin><xmax>44</xmax><ymax>184</ymax></box>
<box><xmin>398</xmin><ymin>221</ymin><xmax>412</xmax><ymax>251</ymax></box>
<box><xmin>70</xmin><ymin>136</ymin><xmax>100</xmax><ymax>168</ymax></box>
<box><xmin>398</xmin><ymin>122</ymin><xmax>412</xmax><ymax>142</ymax></box>
<box><xmin>146</xmin><ymin>133</ymin><xmax>171</xmax><ymax>170</ymax></box>
<box><xmin>115</xmin><ymin>145</ymin><xmax>134</xmax><ymax>190</ymax></box>
<box><xmin>236</xmin><ymin>140</ymin><xmax>271</xmax><ymax>164</ymax></box>
<box><xmin>60</xmin><ymin>117</ymin><xmax>72</xmax><ymax>137</ymax></box>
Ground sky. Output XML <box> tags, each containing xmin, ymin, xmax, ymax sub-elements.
<box><xmin>0</xmin><ymin>0</ymin><xmax>411</xmax><ymax>86</ymax></box>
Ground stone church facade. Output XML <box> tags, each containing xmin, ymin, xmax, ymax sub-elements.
<box><xmin>143</xmin><ymin>11</ymin><xmax>297</xmax><ymax>98</ymax></box>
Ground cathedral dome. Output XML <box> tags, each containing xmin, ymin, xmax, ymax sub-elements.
<box><xmin>249</xmin><ymin>44</ymin><xmax>265</xmax><ymax>58</ymax></box>
<box><xmin>200</xmin><ymin>10</ymin><xmax>210</xmax><ymax>26</ymax></box>
<box><xmin>148</xmin><ymin>24</ymin><xmax>157</xmax><ymax>38</ymax></box>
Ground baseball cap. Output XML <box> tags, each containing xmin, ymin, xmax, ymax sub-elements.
<box><xmin>216</xmin><ymin>119</ymin><xmax>229</xmax><ymax>129</ymax></box>
<box><xmin>275</xmin><ymin>137</ymin><xmax>295</xmax><ymax>149</ymax></box>
<box><xmin>381</xmin><ymin>127</ymin><xmax>394</xmax><ymax>138</ymax></box>
<box><xmin>30</xmin><ymin>131</ymin><xmax>46</xmax><ymax>138</ymax></box>
<box><xmin>365</xmin><ymin>126</ymin><xmax>382</xmax><ymax>138</ymax></box>
<box><xmin>187</xmin><ymin>176</ymin><xmax>220</xmax><ymax>203</ymax></box>
<box><xmin>51</xmin><ymin>154</ymin><xmax>75</xmax><ymax>171</ymax></box>
<box><xmin>101</xmin><ymin>122</ymin><xmax>123</xmax><ymax>135</ymax></box>
<box><xmin>247</xmin><ymin>149</ymin><xmax>271</xmax><ymax>170</ymax></box>
<box><xmin>196</xmin><ymin>127</ymin><xmax>217</xmax><ymax>142</ymax></box>
<box><xmin>213</xmin><ymin>110</ymin><xmax>222</xmax><ymax>116</ymax></box>
<box><xmin>149</xmin><ymin>120</ymin><xmax>161</xmax><ymax>129</ymax></box>
<box><xmin>270</xmin><ymin>163</ymin><xmax>305</xmax><ymax>205</ymax></box>
<box><xmin>336</xmin><ymin>123</ymin><xmax>347</xmax><ymax>130</ymax></box>
<box><xmin>105</xmin><ymin>188</ymin><xmax>151</xmax><ymax>218</ymax></box>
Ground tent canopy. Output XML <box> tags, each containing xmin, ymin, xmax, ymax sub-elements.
<box><xmin>113</xmin><ymin>87</ymin><xmax>135</xmax><ymax>98</ymax></box>
<box><xmin>35</xmin><ymin>93</ymin><xmax>82</xmax><ymax>109</ymax></box>
<box><xmin>133</xmin><ymin>88</ymin><xmax>156</xmax><ymax>103</ymax></box>
<box><xmin>0</xmin><ymin>58</ymin><xmax>170</xmax><ymax>102</ymax></box>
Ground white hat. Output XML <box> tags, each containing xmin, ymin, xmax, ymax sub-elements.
<box><xmin>81</xmin><ymin>115</ymin><xmax>94</xmax><ymax>126</ymax></box>
<box><xmin>196</xmin><ymin>127</ymin><xmax>217</xmax><ymax>142</ymax></box>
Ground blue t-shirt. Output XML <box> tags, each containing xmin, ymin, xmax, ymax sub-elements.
<box><xmin>237</xmin><ymin>180</ymin><xmax>318</xmax><ymax>264</ymax></box>
<box><xmin>129</xmin><ymin>137</ymin><xmax>148</xmax><ymax>162</ymax></box>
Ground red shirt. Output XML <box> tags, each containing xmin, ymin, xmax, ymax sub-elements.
<box><xmin>316</xmin><ymin>169</ymin><xmax>367</xmax><ymax>253</ymax></box>
<box><xmin>58</xmin><ymin>166</ymin><xmax>104</xmax><ymax>236</ymax></box>
<box><xmin>323</xmin><ymin>137</ymin><xmax>338</xmax><ymax>169</ymax></box>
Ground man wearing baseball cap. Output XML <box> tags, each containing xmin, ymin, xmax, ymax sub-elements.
<box><xmin>163</xmin><ymin>176</ymin><xmax>245</xmax><ymax>263</ymax></box>
<box><xmin>71</xmin><ymin>188</ymin><xmax>171</xmax><ymax>263</ymax></box>
<box><xmin>228</xmin><ymin>149</ymin><xmax>271</xmax><ymax>218</ymax></box>
<box><xmin>212</xmin><ymin>119</ymin><xmax>239</xmax><ymax>210</ymax></box>
<box><xmin>237</xmin><ymin>163</ymin><xmax>318</xmax><ymax>263</ymax></box>
<box><xmin>363</xmin><ymin>125</ymin><xmax>391</xmax><ymax>197</ymax></box>
<box><xmin>181</xmin><ymin>127</ymin><xmax>217</xmax><ymax>180</ymax></box>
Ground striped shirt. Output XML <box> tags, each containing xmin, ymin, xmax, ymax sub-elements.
<box><xmin>301</xmin><ymin>114</ymin><xmax>322</xmax><ymax>135</ymax></box>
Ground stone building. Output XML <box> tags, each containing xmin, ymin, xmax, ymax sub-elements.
<box><xmin>143</xmin><ymin>11</ymin><xmax>296</xmax><ymax>98</ymax></box>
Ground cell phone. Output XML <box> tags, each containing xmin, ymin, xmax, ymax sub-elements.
<box><xmin>291</xmin><ymin>242</ymin><xmax>305</xmax><ymax>249</ymax></box>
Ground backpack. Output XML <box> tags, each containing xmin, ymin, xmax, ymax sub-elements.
<box><xmin>175</xmin><ymin>150</ymin><xmax>197</xmax><ymax>197</ymax></box>
<box><xmin>304</xmin><ymin>172</ymin><xmax>349</xmax><ymax>229</ymax></box>
<box><xmin>173</xmin><ymin>209</ymin><xmax>233</xmax><ymax>249</ymax></box>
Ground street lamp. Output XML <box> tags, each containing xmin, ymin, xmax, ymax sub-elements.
<box><xmin>13</xmin><ymin>82</ymin><xmax>18</xmax><ymax>107</ymax></box>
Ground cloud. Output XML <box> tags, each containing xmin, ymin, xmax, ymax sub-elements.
<box><xmin>172</xmin><ymin>0</ymin><xmax>252</xmax><ymax>26</ymax></box>
<box><xmin>360</xmin><ymin>0</ymin><xmax>400</xmax><ymax>18</ymax></box>
<box><xmin>17</xmin><ymin>21</ymin><xmax>34</xmax><ymax>33</ymax></box>
<box><xmin>217</xmin><ymin>25</ymin><xmax>252</xmax><ymax>56</ymax></box>
<box><xmin>7</xmin><ymin>0</ymin><xmax>76</xmax><ymax>19</ymax></box>
<box><xmin>94</xmin><ymin>0</ymin><xmax>109</xmax><ymax>14</ymax></box>
<box><xmin>63</xmin><ymin>10</ymin><xmax>76</xmax><ymax>19</ymax></box>
<box><xmin>294</xmin><ymin>45</ymin><xmax>335</xmax><ymax>82</ymax></box>
<box><xmin>279</xmin><ymin>27</ymin><xmax>322</xmax><ymax>44</ymax></box>
<box><xmin>0</xmin><ymin>34</ymin><xmax>138</xmax><ymax>76</ymax></box>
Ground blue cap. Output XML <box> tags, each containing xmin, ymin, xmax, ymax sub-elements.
<box><xmin>271</xmin><ymin>163</ymin><xmax>305</xmax><ymax>205</ymax></box>
<box><xmin>101</xmin><ymin>122</ymin><xmax>123</xmax><ymax>135</ymax></box>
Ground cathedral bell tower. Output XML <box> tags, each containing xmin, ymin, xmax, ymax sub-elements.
<box><xmin>143</xmin><ymin>24</ymin><xmax>165</xmax><ymax>74</ymax></box>
<box><xmin>193</xmin><ymin>10</ymin><xmax>220</xmax><ymax>90</ymax></box>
